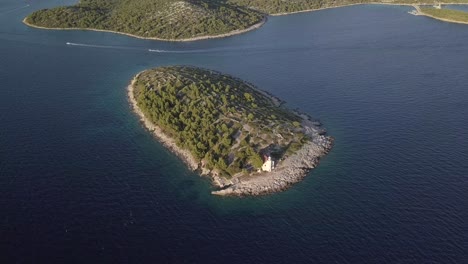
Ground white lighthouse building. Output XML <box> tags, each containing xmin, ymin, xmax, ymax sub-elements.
<box><xmin>262</xmin><ymin>155</ymin><xmax>275</xmax><ymax>172</ymax></box>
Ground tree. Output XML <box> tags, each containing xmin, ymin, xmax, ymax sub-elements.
<box><xmin>250</xmin><ymin>153</ymin><xmax>263</xmax><ymax>168</ymax></box>
<box><xmin>217</xmin><ymin>157</ymin><xmax>227</xmax><ymax>170</ymax></box>
<box><xmin>244</xmin><ymin>92</ymin><xmax>254</xmax><ymax>102</ymax></box>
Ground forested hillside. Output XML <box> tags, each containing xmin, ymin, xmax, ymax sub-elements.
<box><xmin>25</xmin><ymin>0</ymin><xmax>264</xmax><ymax>40</ymax></box>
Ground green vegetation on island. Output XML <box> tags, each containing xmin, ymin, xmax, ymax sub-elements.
<box><xmin>24</xmin><ymin>0</ymin><xmax>468</xmax><ymax>40</ymax></box>
<box><xmin>419</xmin><ymin>6</ymin><xmax>468</xmax><ymax>23</ymax></box>
<box><xmin>229</xmin><ymin>0</ymin><xmax>468</xmax><ymax>15</ymax></box>
<box><xmin>25</xmin><ymin>0</ymin><xmax>264</xmax><ymax>40</ymax></box>
<box><xmin>228</xmin><ymin>0</ymin><xmax>370</xmax><ymax>14</ymax></box>
<box><xmin>132</xmin><ymin>66</ymin><xmax>309</xmax><ymax>177</ymax></box>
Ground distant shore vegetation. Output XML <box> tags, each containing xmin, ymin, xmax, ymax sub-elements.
<box><xmin>229</xmin><ymin>0</ymin><xmax>468</xmax><ymax>14</ymax></box>
<box><xmin>133</xmin><ymin>66</ymin><xmax>308</xmax><ymax>177</ymax></box>
<box><xmin>25</xmin><ymin>0</ymin><xmax>468</xmax><ymax>40</ymax></box>
<box><xmin>419</xmin><ymin>6</ymin><xmax>468</xmax><ymax>23</ymax></box>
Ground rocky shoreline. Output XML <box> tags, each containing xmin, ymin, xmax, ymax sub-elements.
<box><xmin>128</xmin><ymin>72</ymin><xmax>333</xmax><ymax>196</ymax></box>
<box><xmin>128</xmin><ymin>73</ymin><xmax>199</xmax><ymax>170</ymax></box>
<box><xmin>23</xmin><ymin>16</ymin><xmax>267</xmax><ymax>42</ymax></box>
<box><xmin>211</xmin><ymin>122</ymin><xmax>333</xmax><ymax>196</ymax></box>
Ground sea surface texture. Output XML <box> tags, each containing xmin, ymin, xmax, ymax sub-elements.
<box><xmin>1</xmin><ymin>0</ymin><xmax>467</xmax><ymax>262</ymax></box>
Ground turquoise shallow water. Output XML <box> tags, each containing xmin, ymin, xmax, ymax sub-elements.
<box><xmin>1</xmin><ymin>1</ymin><xmax>467</xmax><ymax>263</ymax></box>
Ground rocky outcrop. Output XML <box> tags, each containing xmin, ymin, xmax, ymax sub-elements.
<box><xmin>212</xmin><ymin>123</ymin><xmax>333</xmax><ymax>196</ymax></box>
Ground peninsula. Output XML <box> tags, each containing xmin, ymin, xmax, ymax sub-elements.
<box><xmin>128</xmin><ymin>66</ymin><xmax>333</xmax><ymax>196</ymax></box>
<box><xmin>24</xmin><ymin>0</ymin><xmax>468</xmax><ymax>41</ymax></box>
<box><xmin>415</xmin><ymin>5</ymin><xmax>468</xmax><ymax>24</ymax></box>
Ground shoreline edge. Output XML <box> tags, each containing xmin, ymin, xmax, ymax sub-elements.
<box><xmin>23</xmin><ymin>16</ymin><xmax>267</xmax><ymax>42</ymax></box>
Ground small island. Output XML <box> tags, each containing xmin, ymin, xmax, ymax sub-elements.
<box><xmin>128</xmin><ymin>66</ymin><xmax>333</xmax><ymax>196</ymax></box>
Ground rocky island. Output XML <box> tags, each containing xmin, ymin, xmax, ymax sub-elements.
<box><xmin>128</xmin><ymin>66</ymin><xmax>333</xmax><ymax>196</ymax></box>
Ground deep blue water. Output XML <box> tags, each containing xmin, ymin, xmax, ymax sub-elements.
<box><xmin>1</xmin><ymin>1</ymin><xmax>467</xmax><ymax>263</ymax></box>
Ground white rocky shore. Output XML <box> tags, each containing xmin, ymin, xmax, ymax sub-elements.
<box><xmin>128</xmin><ymin>73</ymin><xmax>333</xmax><ymax>196</ymax></box>
<box><xmin>128</xmin><ymin>74</ymin><xmax>199</xmax><ymax>170</ymax></box>
<box><xmin>211</xmin><ymin>120</ymin><xmax>333</xmax><ymax>196</ymax></box>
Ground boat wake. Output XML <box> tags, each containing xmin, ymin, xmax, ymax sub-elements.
<box><xmin>148</xmin><ymin>47</ymin><xmax>250</xmax><ymax>54</ymax></box>
<box><xmin>65</xmin><ymin>42</ymin><xmax>227</xmax><ymax>54</ymax></box>
<box><xmin>0</xmin><ymin>4</ymin><xmax>30</xmax><ymax>15</ymax></box>
<box><xmin>66</xmin><ymin>42</ymin><xmax>97</xmax><ymax>47</ymax></box>
<box><xmin>66</xmin><ymin>42</ymin><xmax>263</xmax><ymax>54</ymax></box>
<box><xmin>65</xmin><ymin>42</ymin><xmax>140</xmax><ymax>51</ymax></box>
<box><xmin>148</xmin><ymin>49</ymin><xmax>188</xmax><ymax>53</ymax></box>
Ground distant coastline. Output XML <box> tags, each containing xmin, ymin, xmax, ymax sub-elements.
<box><xmin>270</xmin><ymin>3</ymin><xmax>363</xmax><ymax>16</ymax></box>
<box><xmin>412</xmin><ymin>5</ymin><xmax>468</xmax><ymax>24</ymax></box>
<box><xmin>270</xmin><ymin>2</ymin><xmax>468</xmax><ymax>16</ymax></box>
<box><xmin>23</xmin><ymin>16</ymin><xmax>267</xmax><ymax>42</ymax></box>
<box><xmin>23</xmin><ymin>3</ymin><xmax>468</xmax><ymax>41</ymax></box>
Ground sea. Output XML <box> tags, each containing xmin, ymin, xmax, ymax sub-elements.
<box><xmin>0</xmin><ymin>0</ymin><xmax>467</xmax><ymax>263</ymax></box>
